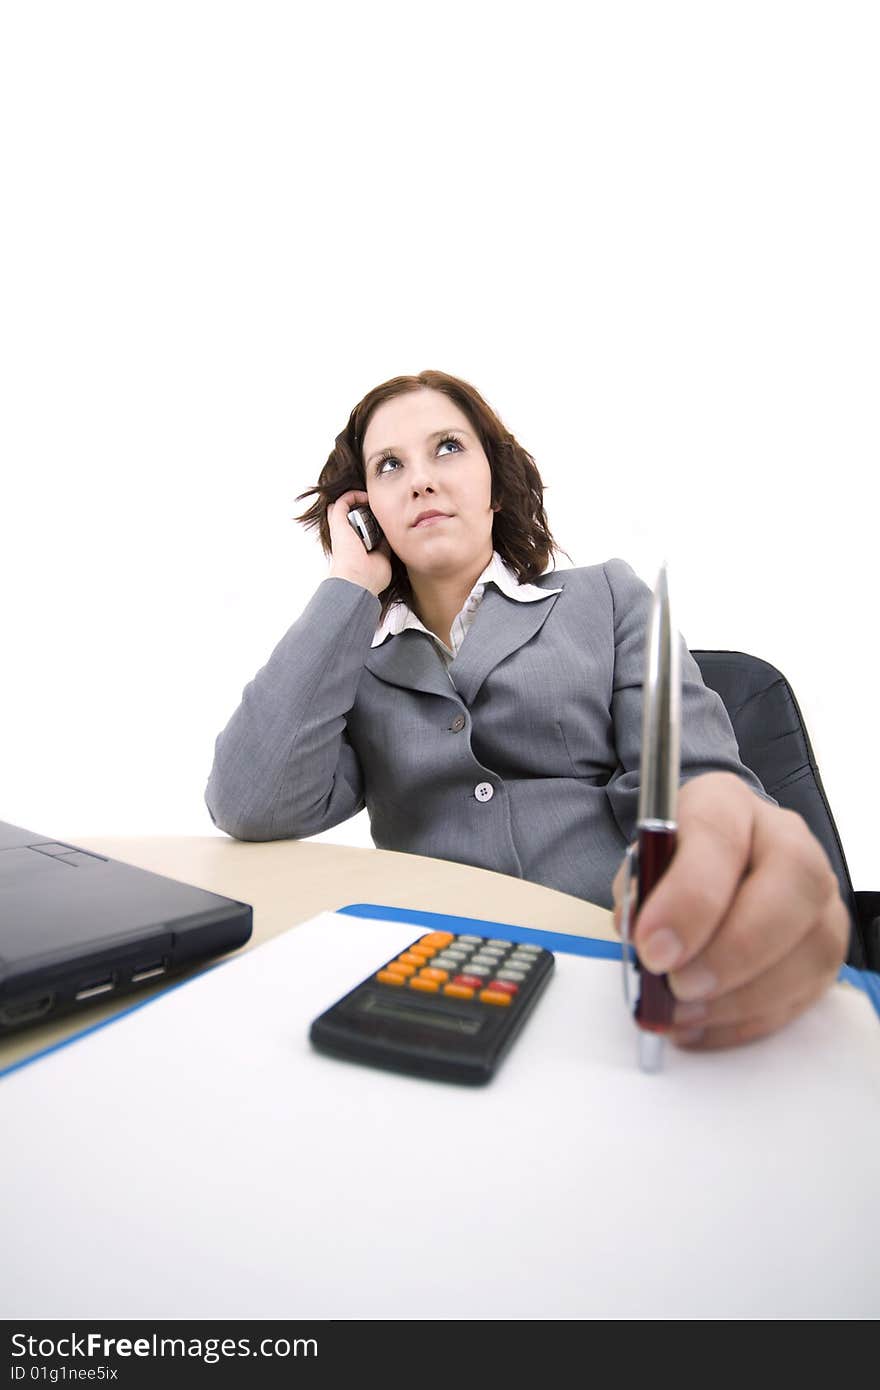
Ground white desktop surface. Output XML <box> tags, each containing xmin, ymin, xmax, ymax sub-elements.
<box><xmin>3</xmin><ymin>912</ymin><xmax>879</xmax><ymax>1320</ymax></box>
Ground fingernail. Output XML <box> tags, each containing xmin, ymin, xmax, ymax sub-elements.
<box><xmin>673</xmin><ymin>965</ymin><xmax>717</xmax><ymax>1002</ymax></box>
<box><xmin>639</xmin><ymin>927</ymin><xmax>683</xmax><ymax>973</ymax></box>
<box><xmin>674</xmin><ymin>1001</ymin><xmax>708</xmax><ymax>1025</ymax></box>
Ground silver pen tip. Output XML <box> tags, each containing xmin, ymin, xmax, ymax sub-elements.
<box><xmin>638</xmin><ymin>1032</ymin><xmax>665</xmax><ymax>1073</ymax></box>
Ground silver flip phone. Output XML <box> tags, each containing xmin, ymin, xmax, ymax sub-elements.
<box><xmin>347</xmin><ymin>506</ymin><xmax>384</xmax><ymax>552</ymax></box>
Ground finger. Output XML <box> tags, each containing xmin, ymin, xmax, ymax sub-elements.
<box><xmin>670</xmin><ymin>918</ymin><xmax>844</xmax><ymax>1027</ymax></box>
<box><xmin>667</xmin><ymin>815</ymin><xmax>846</xmax><ymax>1003</ymax></box>
<box><xmin>330</xmin><ymin>489</ymin><xmax>367</xmax><ymax>511</ymax></box>
<box><xmin>668</xmin><ymin>994</ymin><xmax>820</xmax><ymax>1051</ymax></box>
<box><xmin>632</xmin><ymin>783</ymin><xmax>754</xmax><ymax>973</ymax></box>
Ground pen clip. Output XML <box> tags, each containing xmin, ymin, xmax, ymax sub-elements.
<box><xmin>620</xmin><ymin>840</ymin><xmax>640</xmax><ymax>1013</ymax></box>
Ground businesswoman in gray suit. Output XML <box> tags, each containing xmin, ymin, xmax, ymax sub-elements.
<box><xmin>205</xmin><ymin>369</ymin><xmax>849</xmax><ymax>1051</ymax></box>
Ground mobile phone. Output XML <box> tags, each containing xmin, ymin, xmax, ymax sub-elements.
<box><xmin>347</xmin><ymin>505</ymin><xmax>384</xmax><ymax>552</ymax></box>
<box><xmin>309</xmin><ymin>929</ymin><xmax>555</xmax><ymax>1084</ymax></box>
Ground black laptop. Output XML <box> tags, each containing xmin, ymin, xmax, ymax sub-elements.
<box><xmin>0</xmin><ymin>819</ymin><xmax>253</xmax><ymax>1034</ymax></box>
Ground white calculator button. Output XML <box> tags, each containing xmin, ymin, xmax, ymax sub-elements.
<box><xmin>497</xmin><ymin>968</ymin><xmax>527</xmax><ymax>982</ymax></box>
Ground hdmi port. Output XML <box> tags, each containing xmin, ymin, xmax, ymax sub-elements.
<box><xmin>0</xmin><ymin>993</ymin><xmax>55</xmax><ymax>1025</ymax></box>
<box><xmin>75</xmin><ymin>976</ymin><xmax>116</xmax><ymax>1001</ymax></box>
<box><xmin>131</xmin><ymin>962</ymin><xmax>167</xmax><ymax>984</ymax></box>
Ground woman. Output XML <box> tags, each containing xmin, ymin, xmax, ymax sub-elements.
<box><xmin>205</xmin><ymin>369</ymin><xmax>849</xmax><ymax>1050</ymax></box>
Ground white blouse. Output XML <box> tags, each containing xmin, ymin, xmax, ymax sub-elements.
<box><xmin>370</xmin><ymin>550</ymin><xmax>563</xmax><ymax>667</ymax></box>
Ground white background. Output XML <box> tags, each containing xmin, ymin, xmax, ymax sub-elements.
<box><xmin>1</xmin><ymin>2</ymin><xmax>876</xmax><ymax>887</ymax></box>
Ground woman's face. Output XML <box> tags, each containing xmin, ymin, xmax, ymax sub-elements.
<box><xmin>362</xmin><ymin>388</ymin><xmax>497</xmax><ymax>582</ymax></box>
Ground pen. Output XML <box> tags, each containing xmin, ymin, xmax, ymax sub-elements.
<box><xmin>620</xmin><ymin>561</ymin><xmax>680</xmax><ymax>1072</ymax></box>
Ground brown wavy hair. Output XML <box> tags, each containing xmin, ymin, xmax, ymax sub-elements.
<box><xmin>293</xmin><ymin>368</ymin><xmax>570</xmax><ymax>621</ymax></box>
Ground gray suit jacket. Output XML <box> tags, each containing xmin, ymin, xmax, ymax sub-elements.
<box><xmin>204</xmin><ymin>558</ymin><xmax>776</xmax><ymax>910</ymax></box>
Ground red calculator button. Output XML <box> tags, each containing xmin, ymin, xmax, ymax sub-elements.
<box><xmin>443</xmin><ymin>983</ymin><xmax>474</xmax><ymax>1000</ymax></box>
<box><xmin>419</xmin><ymin>967</ymin><xmax>449</xmax><ymax>983</ymax></box>
<box><xmin>489</xmin><ymin>980</ymin><xmax>519</xmax><ymax>995</ymax></box>
<box><xmin>479</xmin><ymin>989</ymin><xmax>513</xmax><ymax>1006</ymax></box>
<box><xmin>376</xmin><ymin>970</ymin><xmax>405</xmax><ymax>986</ymax></box>
<box><xmin>454</xmin><ymin>974</ymin><xmax>485</xmax><ymax>989</ymax></box>
<box><xmin>385</xmin><ymin>961</ymin><xmax>415</xmax><ymax>978</ymax></box>
<box><xmin>419</xmin><ymin>932</ymin><xmax>455</xmax><ymax>949</ymax></box>
<box><xmin>409</xmin><ymin>977</ymin><xmax>440</xmax><ymax>993</ymax></box>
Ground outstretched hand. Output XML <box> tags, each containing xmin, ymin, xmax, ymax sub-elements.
<box><xmin>611</xmin><ymin>771</ymin><xmax>850</xmax><ymax>1049</ymax></box>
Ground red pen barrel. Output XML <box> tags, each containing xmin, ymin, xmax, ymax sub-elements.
<box><xmin>634</xmin><ymin>823</ymin><xmax>677</xmax><ymax>1031</ymax></box>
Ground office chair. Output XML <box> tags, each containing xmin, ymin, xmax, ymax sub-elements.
<box><xmin>690</xmin><ymin>650</ymin><xmax>878</xmax><ymax>972</ymax></box>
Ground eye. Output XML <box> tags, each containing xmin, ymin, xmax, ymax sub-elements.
<box><xmin>374</xmin><ymin>433</ymin><xmax>464</xmax><ymax>476</ymax></box>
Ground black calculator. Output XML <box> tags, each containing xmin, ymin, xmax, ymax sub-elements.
<box><xmin>309</xmin><ymin>929</ymin><xmax>555</xmax><ymax>1085</ymax></box>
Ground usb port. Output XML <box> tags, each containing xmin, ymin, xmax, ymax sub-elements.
<box><xmin>75</xmin><ymin>977</ymin><xmax>115</xmax><ymax>1002</ymax></box>
<box><xmin>0</xmin><ymin>993</ymin><xmax>55</xmax><ymax>1025</ymax></box>
<box><xmin>131</xmin><ymin>962</ymin><xmax>167</xmax><ymax>984</ymax></box>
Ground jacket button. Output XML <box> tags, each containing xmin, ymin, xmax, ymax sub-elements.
<box><xmin>451</xmin><ymin>714</ymin><xmax>466</xmax><ymax>732</ymax></box>
<box><xmin>474</xmin><ymin>782</ymin><xmax>494</xmax><ymax>802</ymax></box>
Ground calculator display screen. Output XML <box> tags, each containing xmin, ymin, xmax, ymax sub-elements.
<box><xmin>359</xmin><ymin>993</ymin><xmax>484</xmax><ymax>1036</ymax></box>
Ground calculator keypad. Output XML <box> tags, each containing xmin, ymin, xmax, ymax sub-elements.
<box><xmin>311</xmin><ymin>928</ymin><xmax>555</xmax><ymax>1087</ymax></box>
<box><xmin>375</xmin><ymin>931</ymin><xmax>546</xmax><ymax>1007</ymax></box>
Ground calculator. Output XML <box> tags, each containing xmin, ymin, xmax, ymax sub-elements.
<box><xmin>308</xmin><ymin>930</ymin><xmax>555</xmax><ymax>1084</ymax></box>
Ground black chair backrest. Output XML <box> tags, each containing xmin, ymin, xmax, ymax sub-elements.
<box><xmin>690</xmin><ymin>650</ymin><xmax>858</xmax><ymax>931</ymax></box>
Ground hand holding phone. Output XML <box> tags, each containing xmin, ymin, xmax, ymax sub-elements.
<box><xmin>327</xmin><ymin>490</ymin><xmax>392</xmax><ymax>597</ymax></box>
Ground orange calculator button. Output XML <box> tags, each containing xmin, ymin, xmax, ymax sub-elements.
<box><xmin>376</xmin><ymin>970</ymin><xmax>405</xmax><ymax>986</ymax></box>
<box><xmin>409</xmin><ymin>976</ymin><xmax>440</xmax><ymax>993</ymax></box>
<box><xmin>418</xmin><ymin>932</ymin><xmax>454</xmax><ymax>949</ymax></box>
<box><xmin>419</xmin><ymin>967</ymin><xmax>449</xmax><ymax>983</ymax></box>
<box><xmin>479</xmin><ymin>989</ymin><xmax>513</xmax><ymax>1006</ymax></box>
<box><xmin>385</xmin><ymin>961</ymin><xmax>415</xmax><ymax>978</ymax></box>
<box><xmin>443</xmin><ymin>983</ymin><xmax>474</xmax><ymax>1000</ymax></box>
<box><xmin>398</xmin><ymin>952</ymin><xmax>426</xmax><ymax>967</ymax></box>
<box><xmin>408</xmin><ymin>945</ymin><xmax>436</xmax><ymax>961</ymax></box>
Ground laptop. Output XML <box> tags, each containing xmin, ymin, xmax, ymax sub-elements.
<box><xmin>0</xmin><ymin>819</ymin><xmax>253</xmax><ymax>1034</ymax></box>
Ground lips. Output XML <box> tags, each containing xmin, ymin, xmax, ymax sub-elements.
<box><xmin>412</xmin><ymin>510</ymin><xmax>451</xmax><ymax>528</ymax></box>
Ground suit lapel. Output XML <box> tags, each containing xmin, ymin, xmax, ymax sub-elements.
<box><xmin>364</xmin><ymin>582</ymin><xmax>563</xmax><ymax>706</ymax></box>
<box><xmin>364</xmin><ymin>628</ymin><xmax>458</xmax><ymax>702</ymax></box>
<box><xmin>450</xmin><ymin>584</ymin><xmax>561</xmax><ymax>705</ymax></box>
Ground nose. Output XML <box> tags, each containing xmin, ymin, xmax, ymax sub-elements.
<box><xmin>409</xmin><ymin>459</ymin><xmax>438</xmax><ymax>497</ymax></box>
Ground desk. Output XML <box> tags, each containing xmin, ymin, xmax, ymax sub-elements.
<box><xmin>4</xmin><ymin>837</ymin><xmax>877</xmax><ymax>1320</ymax></box>
<box><xmin>0</xmin><ymin>834</ymin><xmax>615</xmax><ymax>1075</ymax></box>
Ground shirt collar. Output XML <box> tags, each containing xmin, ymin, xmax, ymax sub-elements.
<box><xmin>371</xmin><ymin>550</ymin><xmax>562</xmax><ymax>648</ymax></box>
